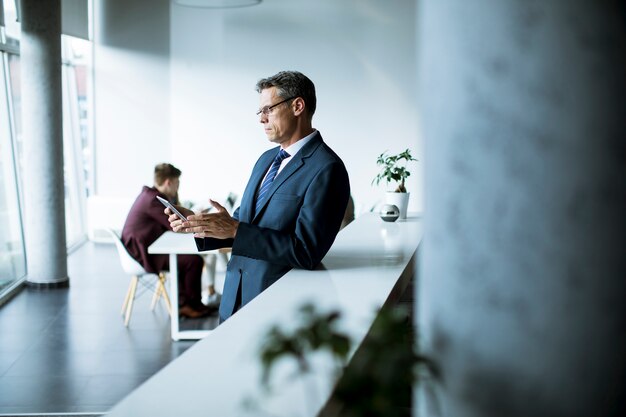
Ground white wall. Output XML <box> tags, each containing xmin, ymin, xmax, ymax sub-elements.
<box><xmin>171</xmin><ymin>0</ymin><xmax>422</xmax><ymax>214</ymax></box>
<box><xmin>93</xmin><ymin>0</ymin><xmax>171</xmax><ymax>197</ymax></box>
<box><xmin>94</xmin><ymin>0</ymin><xmax>422</xmax><ymax>216</ymax></box>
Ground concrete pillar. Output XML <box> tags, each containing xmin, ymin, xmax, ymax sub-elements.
<box><xmin>416</xmin><ymin>1</ymin><xmax>625</xmax><ymax>417</ymax></box>
<box><xmin>21</xmin><ymin>0</ymin><xmax>69</xmax><ymax>286</ymax></box>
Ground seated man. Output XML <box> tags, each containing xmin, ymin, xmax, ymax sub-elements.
<box><xmin>121</xmin><ymin>163</ymin><xmax>213</xmax><ymax>318</ymax></box>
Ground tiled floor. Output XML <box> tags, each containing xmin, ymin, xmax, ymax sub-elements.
<box><xmin>0</xmin><ymin>241</ymin><xmax>220</xmax><ymax>415</ymax></box>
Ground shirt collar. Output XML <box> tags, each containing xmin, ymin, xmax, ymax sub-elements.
<box><xmin>282</xmin><ymin>129</ymin><xmax>317</xmax><ymax>158</ymax></box>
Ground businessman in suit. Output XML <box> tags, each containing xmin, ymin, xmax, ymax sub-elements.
<box><xmin>167</xmin><ymin>71</ymin><xmax>350</xmax><ymax>322</ymax></box>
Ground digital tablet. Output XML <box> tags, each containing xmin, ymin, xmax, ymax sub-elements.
<box><xmin>156</xmin><ymin>195</ymin><xmax>188</xmax><ymax>221</ymax></box>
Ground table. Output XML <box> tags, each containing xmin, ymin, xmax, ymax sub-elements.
<box><xmin>148</xmin><ymin>231</ymin><xmax>221</xmax><ymax>340</ymax></box>
<box><xmin>108</xmin><ymin>213</ymin><xmax>423</xmax><ymax>416</ymax></box>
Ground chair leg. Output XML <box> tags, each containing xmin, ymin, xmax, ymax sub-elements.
<box><xmin>121</xmin><ymin>278</ymin><xmax>134</xmax><ymax>315</ymax></box>
<box><xmin>150</xmin><ymin>279</ymin><xmax>162</xmax><ymax>311</ymax></box>
<box><xmin>158</xmin><ymin>273</ymin><xmax>172</xmax><ymax>317</ymax></box>
<box><xmin>124</xmin><ymin>276</ymin><xmax>139</xmax><ymax>327</ymax></box>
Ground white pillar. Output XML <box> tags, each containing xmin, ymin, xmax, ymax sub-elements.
<box><xmin>21</xmin><ymin>0</ymin><xmax>69</xmax><ymax>286</ymax></box>
<box><xmin>416</xmin><ymin>1</ymin><xmax>625</xmax><ymax>416</ymax></box>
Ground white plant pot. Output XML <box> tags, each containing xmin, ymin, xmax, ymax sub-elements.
<box><xmin>385</xmin><ymin>192</ymin><xmax>409</xmax><ymax>219</ymax></box>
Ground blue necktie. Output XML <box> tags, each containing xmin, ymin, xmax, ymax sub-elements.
<box><xmin>254</xmin><ymin>149</ymin><xmax>290</xmax><ymax>216</ymax></box>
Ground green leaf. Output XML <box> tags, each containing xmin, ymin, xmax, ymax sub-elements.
<box><xmin>372</xmin><ymin>149</ymin><xmax>418</xmax><ymax>190</ymax></box>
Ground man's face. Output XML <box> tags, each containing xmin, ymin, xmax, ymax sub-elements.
<box><xmin>258</xmin><ymin>87</ymin><xmax>296</xmax><ymax>146</ymax></box>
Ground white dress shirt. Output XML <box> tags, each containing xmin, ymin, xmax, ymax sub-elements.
<box><xmin>259</xmin><ymin>130</ymin><xmax>318</xmax><ymax>187</ymax></box>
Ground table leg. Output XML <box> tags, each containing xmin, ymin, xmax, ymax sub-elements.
<box><xmin>168</xmin><ymin>252</ymin><xmax>213</xmax><ymax>341</ymax></box>
<box><xmin>169</xmin><ymin>253</ymin><xmax>180</xmax><ymax>340</ymax></box>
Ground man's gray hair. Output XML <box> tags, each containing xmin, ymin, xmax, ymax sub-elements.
<box><xmin>256</xmin><ymin>71</ymin><xmax>317</xmax><ymax>117</ymax></box>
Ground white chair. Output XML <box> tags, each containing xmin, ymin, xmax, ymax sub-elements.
<box><xmin>105</xmin><ymin>229</ymin><xmax>172</xmax><ymax>326</ymax></box>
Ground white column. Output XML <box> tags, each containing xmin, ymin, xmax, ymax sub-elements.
<box><xmin>21</xmin><ymin>0</ymin><xmax>69</xmax><ymax>286</ymax></box>
<box><xmin>416</xmin><ymin>1</ymin><xmax>625</xmax><ymax>416</ymax></box>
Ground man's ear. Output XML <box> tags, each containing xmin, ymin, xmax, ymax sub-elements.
<box><xmin>292</xmin><ymin>97</ymin><xmax>306</xmax><ymax>116</ymax></box>
<box><xmin>163</xmin><ymin>178</ymin><xmax>175</xmax><ymax>191</ymax></box>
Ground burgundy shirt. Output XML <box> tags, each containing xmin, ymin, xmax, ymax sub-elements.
<box><xmin>121</xmin><ymin>186</ymin><xmax>173</xmax><ymax>273</ymax></box>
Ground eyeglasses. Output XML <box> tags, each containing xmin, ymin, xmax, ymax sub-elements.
<box><xmin>256</xmin><ymin>96</ymin><xmax>296</xmax><ymax>116</ymax></box>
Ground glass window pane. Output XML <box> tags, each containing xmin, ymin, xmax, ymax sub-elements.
<box><xmin>75</xmin><ymin>64</ymin><xmax>93</xmax><ymax>197</ymax></box>
<box><xmin>0</xmin><ymin>52</ymin><xmax>26</xmax><ymax>294</ymax></box>
<box><xmin>7</xmin><ymin>53</ymin><xmax>21</xmax><ymax>175</ymax></box>
<box><xmin>67</xmin><ymin>36</ymin><xmax>94</xmax><ymax>198</ymax></box>
<box><xmin>62</xmin><ymin>64</ymin><xmax>82</xmax><ymax>247</ymax></box>
<box><xmin>62</xmin><ymin>35</ymin><xmax>92</xmax><ymax>247</ymax></box>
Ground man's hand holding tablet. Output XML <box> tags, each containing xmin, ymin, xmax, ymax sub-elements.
<box><xmin>163</xmin><ymin>198</ymin><xmax>239</xmax><ymax>239</ymax></box>
<box><xmin>156</xmin><ymin>195</ymin><xmax>191</xmax><ymax>226</ymax></box>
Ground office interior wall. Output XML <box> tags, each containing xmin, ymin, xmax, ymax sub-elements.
<box><xmin>92</xmin><ymin>0</ymin><xmax>420</xmax><ymax>223</ymax></box>
<box><xmin>170</xmin><ymin>0</ymin><xmax>421</xmax><ymax>213</ymax></box>
<box><xmin>93</xmin><ymin>0</ymin><xmax>171</xmax><ymax>197</ymax></box>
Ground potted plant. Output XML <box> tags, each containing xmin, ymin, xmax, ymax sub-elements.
<box><xmin>372</xmin><ymin>149</ymin><xmax>417</xmax><ymax>219</ymax></box>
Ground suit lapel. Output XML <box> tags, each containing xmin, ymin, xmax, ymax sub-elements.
<box><xmin>241</xmin><ymin>150</ymin><xmax>277</xmax><ymax>222</ymax></box>
<box><xmin>252</xmin><ymin>133</ymin><xmax>323</xmax><ymax>223</ymax></box>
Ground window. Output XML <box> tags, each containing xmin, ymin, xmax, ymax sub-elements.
<box><xmin>8</xmin><ymin>37</ymin><xmax>93</xmax><ymax>249</ymax></box>
<box><xmin>62</xmin><ymin>35</ymin><xmax>93</xmax><ymax>248</ymax></box>
<box><xmin>0</xmin><ymin>1</ymin><xmax>93</xmax><ymax>298</ymax></box>
<box><xmin>0</xmin><ymin>44</ymin><xmax>26</xmax><ymax>296</ymax></box>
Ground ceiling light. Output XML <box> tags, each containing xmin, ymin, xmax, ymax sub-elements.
<box><xmin>172</xmin><ymin>0</ymin><xmax>262</xmax><ymax>8</ymax></box>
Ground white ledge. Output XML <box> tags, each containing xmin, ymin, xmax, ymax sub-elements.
<box><xmin>106</xmin><ymin>213</ymin><xmax>423</xmax><ymax>417</ymax></box>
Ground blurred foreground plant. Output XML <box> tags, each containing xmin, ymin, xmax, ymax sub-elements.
<box><xmin>253</xmin><ymin>302</ymin><xmax>437</xmax><ymax>417</ymax></box>
<box><xmin>258</xmin><ymin>303</ymin><xmax>351</xmax><ymax>387</ymax></box>
<box><xmin>321</xmin><ymin>305</ymin><xmax>436</xmax><ymax>417</ymax></box>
